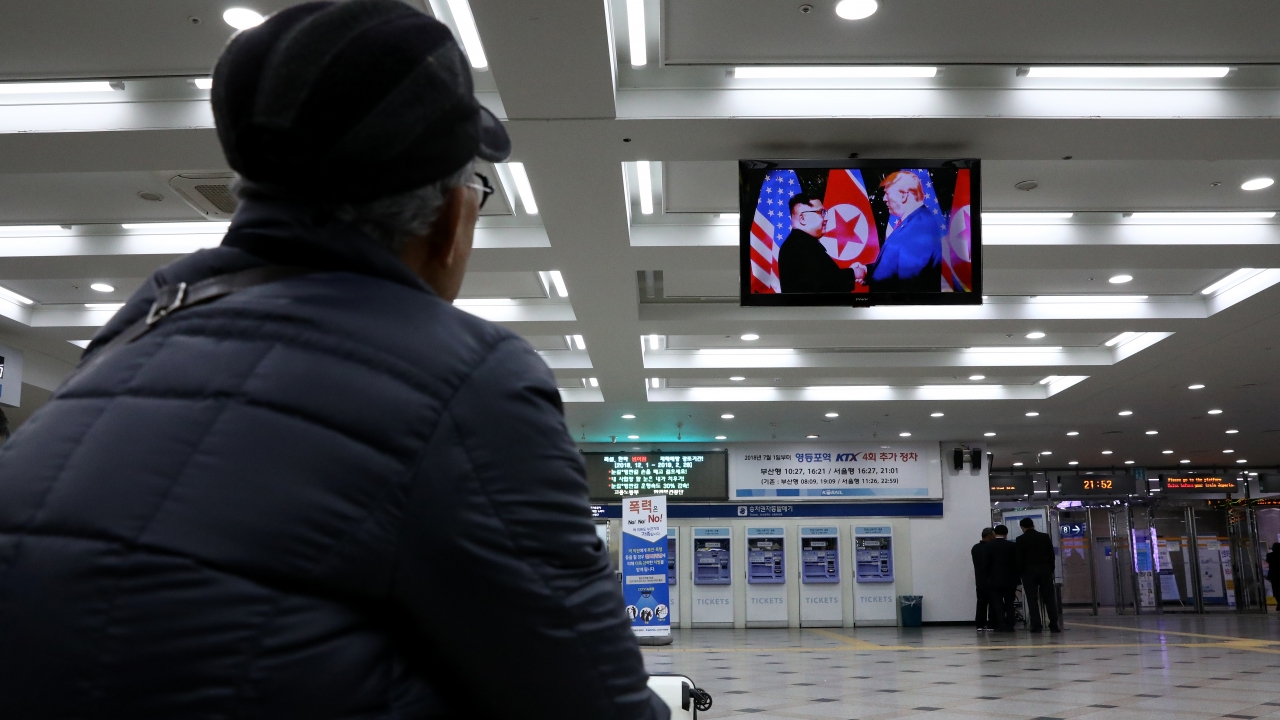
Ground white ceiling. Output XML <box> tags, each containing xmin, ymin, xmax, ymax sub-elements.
<box><xmin>1</xmin><ymin>0</ymin><xmax>1279</xmax><ymax>474</ymax></box>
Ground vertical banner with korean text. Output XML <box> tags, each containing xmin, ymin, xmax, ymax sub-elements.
<box><xmin>621</xmin><ymin>495</ymin><xmax>671</xmax><ymax>637</ymax></box>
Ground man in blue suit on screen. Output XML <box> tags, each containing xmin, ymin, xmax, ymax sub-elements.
<box><xmin>853</xmin><ymin>171</ymin><xmax>942</xmax><ymax>293</ymax></box>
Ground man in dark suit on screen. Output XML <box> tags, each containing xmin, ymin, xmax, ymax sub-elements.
<box><xmin>777</xmin><ymin>193</ymin><xmax>857</xmax><ymax>294</ymax></box>
<box><xmin>1016</xmin><ymin>517</ymin><xmax>1062</xmax><ymax>633</ymax></box>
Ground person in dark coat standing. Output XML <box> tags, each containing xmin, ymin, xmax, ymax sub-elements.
<box><xmin>1267</xmin><ymin>543</ymin><xmax>1280</xmax><ymax>602</ymax></box>
<box><xmin>0</xmin><ymin>3</ymin><xmax>669</xmax><ymax>719</ymax></box>
<box><xmin>971</xmin><ymin>527</ymin><xmax>995</xmax><ymax>630</ymax></box>
<box><xmin>986</xmin><ymin>525</ymin><xmax>1020</xmax><ymax>632</ymax></box>
<box><xmin>777</xmin><ymin>194</ymin><xmax>858</xmax><ymax>293</ymax></box>
<box><xmin>1016</xmin><ymin>517</ymin><xmax>1062</xmax><ymax>633</ymax></box>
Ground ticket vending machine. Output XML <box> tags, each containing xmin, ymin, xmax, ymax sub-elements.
<box><xmin>691</xmin><ymin>527</ymin><xmax>734</xmax><ymax>626</ymax></box>
<box><xmin>853</xmin><ymin>526</ymin><xmax>897</xmax><ymax>625</ymax></box>
<box><xmin>666</xmin><ymin>527</ymin><xmax>679</xmax><ymax>626</ymax></box>
<box><xmin>745</xmin><ymin>527</ymin><xmax>787</xmax><ymax>627</ymax></box>
<box><xmin>799</xmin><ymin>526</ymin><xmax>842</xmax><ymax>626</ymax></box>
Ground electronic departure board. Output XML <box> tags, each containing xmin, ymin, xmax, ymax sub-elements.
<box><xmin>583</xmin><ymin>451</ymin><xmax>729</xmax><ymax>502</ymax></box>
<box><xmin>989</xmin><ymin>475</ymin><xmax>1033</xmax><ymax>496</ymax></box>
<box><xmin>1163</xmin><ymin>475</ymin><xmax>1237</xmax><ymax>492</ymax></box>
<box><xmin>1058</xmin><ymin>475</ymin><xmax>1134</xmax><ymax>496</ymax></box>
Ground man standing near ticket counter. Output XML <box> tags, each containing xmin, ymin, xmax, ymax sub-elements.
<box><xmin>1016</xmin><ymin>518</ymin><xmax>1062</xmax><ymax>633</ymax></box>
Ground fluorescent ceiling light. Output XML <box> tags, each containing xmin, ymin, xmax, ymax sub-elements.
<box><xmin>733</xmin><ymin>66</ymin><xmax>937</xmax><ymax>79</ymax></box>
<box><xmin>826</xmin><ymin>412</ymin><xmax>840</xmax><ymax>418</ymax></box>
<box><xmin>0</xmin><ymin>285</ymin><xmax>34</xmax><ymax>305</ymax></box>
<box><xmin>625</xmin><ymin>0</ymin><xmax>647</xmax><ymax>67</ymax></box>
<box><xmin>1223</xmin><ymin>449</ymin><xmax>1234</xmax><ymax>453</ymax></box>
<box><xmin>69</xmin><ymin>340</ymin><xmax>92</xmax><ymax>349</ymax></box>
<box><xmin>1024</xmin><ymin>66</ymin><xmax>1230</xmax><ymax>79</ymax></box>
<box><xmin>1102</xmin><ymin>450</ymin><xmax>1113</xmax><ymax>455</ymax></box>
<box><xmin>1105</xmin><ymin>332</ymin><xmax>1141</xmax><ymax>347</ymax></box>
<box><xmin>505</xmin><ymin>163</ymin><xmax>538</xmax><ymax>215</ymax></box>
<box><xmin>1128</xmin><ymin>211</ymin><xmax>1275</xmax><ymax>221</ymax></box>
<box><xmin>1180</xmin><ymin>459</ymin><xmax>1191</xmax><ymax>464</ymax></box>
<box><xmin>1040</xmin><ymin>451</ymin><xmax>1052</xmax><ymax>456</ymax></box>
<box><xmin>806</xmin><ymin>434</ymin><xmax>820</xmax><ymax>439</ymax></box>
<box><xmin>1032</xmin><ymin>295</ymin><xmax>1149</xmax><ymax>303</ymax></box>
<box><xmin>628</xmin><ymin>435</ymin><xmax>640</xmax><ymax>439</ymax></box>
<box><xmin>899</xmin><ymin>432</ymin><xmax>912</xmax><ymax>437</ymax></box>
<box><xmin>721</xmin><ymin>414</ymin><xmax>734</xmax><ymax>419</ymax></box>
<box><xmin>981</xmin><ymin>212</ymin><xmax>1073</xmax><ymax>224</ymax></box>
<box><xmin>0</xmin><ymin>225</ymin><xmax>67</xmax><ymax>234</ymax></box>
<box><xmin>548</xmin><ymin>270</ymin><xmax>568</xmax><ymax>298</ymax></box>
<box><xmin>1241</xmin><ymin>177</ymin><xmax>1275</xmax><ymax>191</ymax></box>
<box><xmin>715</xmin><ymin>435</ymin><xmax>727</xmax><ymax>440</ymax></box>
<box><xmin>1237</xmin><ymin>459</ymin><xmax>1248</xmax><ymax>463</ymax></box>
<box><xmin>222</xmin><ymin>7</ymin><xmax>265</xmax><ymax>30</ymax></box>
<box><xmin>1124</xmin><ymin>460</ymin><xmax>1135</xmax><ymax>465</ymax></box>
<box><xmin>740</xmin><ymin>333</ymin><xmax>759</xmax><ymax>341</ymax></box>
<box><xmin>445</xmin><ymin>0</ymin><xmax>488</xmax><ymax>69</ymax></box>
<box><xmin>85</xmin><ymin>303</ymin><xmax>125</xmax><ymax>310</ymax></box>
<box><xmin>1208</xmin><ymin>409</ymin><xmax>1223</xmax><ymax>415</ymax></box>
<box><xmin>589</xmin><ymin>377</ymin><xmax>598</xmax><ymax>387</ymax></box>
<box><xmin>697</xmin><ymin>348</ymin><xmax>795</xmax><ymax>356</ymax></box>
<box><xmin>1200</xmin><ymin>268</ymin><xmax>1260</xmax><ymax>296</ymax></box>
<box><xmin>192</xmin><ymin>78</ymin><xmax>213</xmax><ymax>90</ymax></box>
<box><xmin>969</xmin><ymin>375</ymin><xmax>986</xmax><ymax>380</ymax></box>
<box><xmin>930</xmin><ymin>412</ymin><xmax>944</xmax><ymax>417</ymax></box>
<box><xmin>1226</xmin><ymin>429</ymin><xmax>1238</xmax><ymax>434</ymax></box>
<box><xmin>453</xmin><ymin>298</ymin><xmax>515</xmax><ymax>306</ymax></box>
<box><xmin>648</xmin><ymin>334</ymin><xmax>660</xmax><ymax>350</ymax></box>
<box><xmin>0</xmin><ymin>81</ymin><xmax>118</xmax><ymax>95</ymax></box>
<box><xmin>1162</xmin><ymin>450</ymin><xmax>1174</xmax><ymax>454</ymax></box>
<box><xmin>730</xmin><ymin>376</ymin><xmax>745</xmax><ymax>381</ymax></box>
<box><xmin>1108</xmin><ymin>274</ymin><xmax>1133</xmax><ymax>284</ymax></box>
<box><xmin>622</xmin><ymin>414</ymin><xmax>636</xmax><ymax>419</ymax></box>
<box><xmin>121</xmin><ymin>221</ymin><xmax>231</xmax><ymax>232</ymax></box>
<box><xmin>834</xmin><ymin>0</ymin><xmax>879</xmax><ymax>20</ymax></box>
<box><xmin>649</xmin><ymin>378</ymin><xmax>659</xmax><ymax>388</ymax></box>
<box><xmin>1068</xmin><ymin>461</ymin><xmax>1078</xmax><ymax>465</ymax></box>
<box><xmin>636</xmin><ymin>161</ymin><xmax>654</xmax><ymax>215</ymax></box>
<box><xmin>1188</xmin><ymin>383</ymin><xmax>1205</xmax><ymax>390</ymax></box>
<box><xmin>1067</xmin><ymin>431</ymin><xmax>1079</xmax><ymax>436</ymax></box>
<box><xmin>572</xmin><ymin>334</ymin><xmax>586</xmax><ymax>350</ymax></box>
<box><xmin>984</xmin><ymin>432</ymin><xmax>995</xmax><ymax>437</ymax></box>
<box><xmin>1038</xmin><ymin>376</ymin><xmax>1059</xmax><ymax>385</ymax></box>
<box><xmin>1118</xmin><ymin>410</ymin><xmax>1133</xmax><ymax>416</ymax></box>
<box><xmin>1025</xmin><ymin>412</ymin><xmax>1039</xmax><ymax>417</ymax></box>
<box><xmin>966</xmin><ymin>346</ymin><xmax>1062</xmax><ymax>353</ymax></box>
<box><xmin>89</xmin><ymin>283</ymin><xmax>114</xmax><ymax>293</ymax></box>
<box><xmin>718</xmin><ymin>213</ymin><xmax>740</xmax><ymax>220</ymax></box>
<box><xmin>1145</xmin><ymin>430</ymin><xmax>1158</xmax><ymax>435</ymax></box>
<box><xmin>1013</xmin><ymin>462</ymin><xmax>1024</xmax><ymax>467</ymax></box>
<box><xmin>1026</xmin><ymin>331</ymin><xmax>1046</xmax><ymax>339</ymax></box>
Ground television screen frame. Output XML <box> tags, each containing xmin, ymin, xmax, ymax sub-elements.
<box><xmin>738</xmin><ymin>158</ymin><xmax>983</xmax><ymax>307</ymax></box>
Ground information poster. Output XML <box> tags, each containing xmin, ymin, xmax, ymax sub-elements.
<box><xmin>621</xmin><ymin>496</ymin><xmax>670</xmax><ymax>637</ymax></box>
<box><xmin>584</xmin><ymin>451</ymin><xmax>728</xmax><ymax>502</ymax></box>
<box><xmin>729</xmin><ymin>443</ymin><xmax>941</xmax><ymax>500</ymax></box>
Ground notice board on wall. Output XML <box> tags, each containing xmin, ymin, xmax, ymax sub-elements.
<box><xmin>728</xmin><ymin>443</ymin><xmax>942</xmax><ymax>500</ymax></box>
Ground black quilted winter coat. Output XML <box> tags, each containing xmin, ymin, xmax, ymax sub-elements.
<box><xmin>0</xmin><ymin>197</ymin><xmax>667</xmax><ymax>720</ymax></box>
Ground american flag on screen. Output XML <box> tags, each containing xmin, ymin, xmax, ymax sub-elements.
<box><xmin>748</xmin><ymin>169</ymin><xmax>800</xmax><ymax>294</ymax></box>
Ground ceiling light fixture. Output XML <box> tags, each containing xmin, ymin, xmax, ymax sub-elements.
<box><xmin>1024</xmin><ymin>66</ymin><xmax>1230</xmax><ymax>79</ymax></box>
<box><xmin>647</xmin><ymin>334</ymin><xmax>660</xmax><ymax>350</ymax></box>
<box><xmin>1208</xmin><ymin>409</ymin><xmax>1223</xmax><ymax>415</ymax></box>
<box><xmin>984</xmin><ymin>432</ymin><xmax>996</xmax><ymax>437</ymax></box>
<box><xmin>834</xmin><ymin>0</ymin><xmax>879</xmax><ymax>20</ymax></box>
<box><xmin>969</xmin><ymin>375</ymin><xmax>986</xmax><ymax>381</ymax></box>
<box><xmin>636</xmin><ymin>160</ymin><xmax>654</xmax><ymax>214</ymax></box>
<box><xmin>806</xmin><ymin>434</ymin><xmax>820</xmax><ymax>439</ymax></box>
<box><xmin>733</xmin><ymin>66</ymin><xmax>937</xmax><ymax>79</ymax></box>
<box><xmin>1180</xmin><ymin>459</ymin><xmax>1191</xmax><ymax>464</ymax></box>
<box><xmin>650</xmin><ymin>378</ymin><xmax>659</xmax><ymax>388</ymax></box>
<box><xmin>1039</xmin><ymin>376</ymin><xmax>1059</xmax><ymax>385</ymax></box>
<box><xmin>1066</xmin><ymin>431</ymin><xmax>1079</xmax><ymax>436</ymax></box>
<box><xmin>1145</xmin><ymin>430</ymin><xmax>1158</xmax><ymax>435</ymax></box>
<box><xmin>715</xmin><ymin>435</ymin><xmax>727</xmax><ymax>440</ymax></box>
<box><xmin>1201</xmin><ymin>268</ymin><xmax>1261</xmax><ymax>296</ymax></box>
<box><xmin>1223</xmin><ymin>449</ymin><xmax>1234</xmax><ymax>453</ymax></box>
<box><xmin>572</xmin><ymin>334</ymin><xmax>585</xmax><ymax>350</ymax></box>
<box><xmin>1236</xmin><ymin>459</ymin><xmax>1248</xmax><ymax>464</ymax></box>
<box><xmin>1118</xmin><ymin>410</ymin><xmax>1133</xmax><ymax>416</ymax></box>
<box><xmin>444</xmin><ymin>0</ymin><xmax>488</xmax><ymax>68</ymax></box>
<box><xmin>1026</xmin><ymin>331</ymin><xmax>1046</xmax><ymax>339</ymax></box>
<box><xmin>1188</xmin><ymin>384</ymin><xmax>1205</xmax><ymax>390</ymax></box>
<box><xmin>1013</xmin><ymin>462</ymin><xmax>1024</xmax><ymax>467</ymax></box>
<box><xmin>741</xmin><ymin>333</ymin><xmax>759</xmax><ymax>341</ymax></box>
<box><xmin>721</xmin><ymin>414</ymin><xmax>734</xmax><ymax>419</ymax></box>
<box><xmin>826</xmin><ymin>412</ymin><xmax>839</xmax><ymax>418</ymax></box>
<box><xmin>0</xmin><ymin>285</ymin><xmax>34</xmax><ymax>305</ymax></box>
<box><xmin>121</xmin><ymin>221</ymin><xmax>231</xmax><ymax>232</ymax></box>
<box><xmin>548</xmin><ymin>270</ymin><xmax>569</xmax><ymax>298</ymax></box>
<box><xmin>1040</xmin><ymin>451</ymin><xmax>1052</xmax><ymax>456</ymax></box>
<box><xmin>1128</xmin><ymin>211</ymin><xmax>1276</xmax><ymax>221</ymax></box>
<box><xmin>1225</xmin><ymin>429</ymin><xmax>1238</xmax><ymax>434</ymax></box>
<box><xmin>0</xmin><ymin>80</ymin><xmax>119</xmax><ymax>95</ymax></box>
<box><xmin>622</xmin><ymin>414</ymin><xmax>636</xmax><ymax>419</ymax></box>
<box><xmin>1102</xmin><ymin>450</ymin><xmax>1113</xmax><ymax>455</ymax></box>
<box><xmin>899</xmin><ymin>432</ymin><xmax>912</xmax><ymax>437</ymax></box>
<box><xmin>222</xmin><ymin>7</ymin><xmax>265</xmax><ymax>30</ymax></box>
<box><xmin>1162</xmin><ymin>450</ymin><xmax>1174</xmax><ymax>454</ymax></box>
<box><xmin>192</xmin><ymin>78</ymin><xmax>213</xmax><ymax>90</ymax></box>
<box><xmin>1241</xmin><ymin>177</ymin><xmax>1275</xmax><ymax>191</ymax></box>
<box><xmin>625</xmin><ymin>0</ymin><xmax>647</xmax><ymax>67</ymax></box>
<box><xmin>504</xmin><ymin>162</ymin><xmax>539</xmax><ymax>215</ymax></box>
<box><xmin>1025</xmin><ymin>412</ymin><xmax>1039</xmax><ymax>417</ymax></box>
<box><xmin>89</xmin><ymin>283</ymin><xmax>114</xmax><ymax>293</ymax></box>
<box><xmin>628</xmin><ymin>435</ymin><xmax>640</xmax><ymax>440</ymax></box>
<box><xmin>589</xmin><ymin>377</ymin><xmax>598</xmax><ymax>387</ymax></box>
<box><xmin>1108</xmin><ymin>274</ymin><xmax>1133</xmax><ymax>284</ymax></box>
<box><xmin>1124</xmin><ymin>460</ymin><xmax>1135</xmax><ymax>465</ymax></box>
<box><xmin>85</xmin><ymin>303</ymin><xmax>125</xmax><ymax>310</ymax></box>
<box><xmin>730</xmin><ymin>376</ymin><xmax>745</xmax><ymax>381</ymax></box>
<box><xmin>930</xmin><ymin>412</ymin><xmax>944</xmax><ymax>417</ymax></box>
<box><xmin>1033</xmin><ymin>296</ymin><xmax>1149</xmax><ymax>304</ymax></box>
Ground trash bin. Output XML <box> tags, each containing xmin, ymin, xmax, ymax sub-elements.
<box><xmin>899</xmin><ymin>595</ymin><xmax>923</xmax><ymax>627</ymax></box>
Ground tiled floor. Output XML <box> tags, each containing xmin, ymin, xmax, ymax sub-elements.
<box><xmin>642</xmin><ymin>613</ymin><xmax>1280</xmax><ymax>720</ymax></box>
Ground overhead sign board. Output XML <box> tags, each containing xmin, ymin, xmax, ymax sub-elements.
<box><xmin>989</xmin><ymin>475</ymin><xmax>1033</xmax><ymax>495</ymax></box>
<box><xmin>1162</xmin><ymin>475</ymin><xmax>1238</xmax><ymax>492</ymax></box>
<box><xmin>729</xmin><ymin>443</ymin><xmax>941</xmax><ymax>500</ymax></box>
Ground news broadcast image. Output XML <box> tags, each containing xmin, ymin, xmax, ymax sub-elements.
<box><xmin>744</xmin><ymin>166</ymin><xmax>973</xmax><ymax>299</ymax></box>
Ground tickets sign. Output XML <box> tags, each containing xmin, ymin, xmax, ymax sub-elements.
<box><xmin>729</xmin><ymin>443</ymin><xmax>941</xmax><ymax>500</ymax></box>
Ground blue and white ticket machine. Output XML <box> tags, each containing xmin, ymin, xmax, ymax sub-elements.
<box><xmin>745</xmin><ymin>527</ymin><xmax>788</xmax><ymax>626</ymax></box>
<box><xmin>853</xmin><ymin>525</ymin><xmax>897</xmax><ymax>625</ymax></box>
<box><xmin>666</xmin><ymin>527</ymin><xmax>679</xmax><ymax>626</ymax></box>
<box><xmin>691</xmin><ymin>527</ymin><xmax>734</xmax><ymax>626</ymax></box>
<box><xmin>799</xmin><ymin>527</ymin><xmax>843</xmax><ymax>627</ymax></box>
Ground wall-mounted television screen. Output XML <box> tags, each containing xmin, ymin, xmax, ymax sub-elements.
<box><xmin>740</xmin><ymin>159</ymin><xmax>981</xmax><ymax>307</ymax></box>
<box><xmin>583</xmin><ymin>451</ymin><xmax>729</xmax><ymax>503</ymax></box>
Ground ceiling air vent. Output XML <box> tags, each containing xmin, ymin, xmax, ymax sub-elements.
<box><xmin>169</xmin><ymin>173</ymin><xmax>238</xmax><ymax>219</ymax></box>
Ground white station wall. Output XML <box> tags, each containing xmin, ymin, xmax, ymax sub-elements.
<box><xmin>910</xmin><ymin>443</ymin><xmax>990</xmax><ymax>622</ymax></box>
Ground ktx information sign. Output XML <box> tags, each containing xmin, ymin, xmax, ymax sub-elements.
<box><xmin>729</xmin><ymin>443</ymin><xmax>941</xmax><ymax>500</ymax></box>
<box><xmin>621</xmin><ymin>495</ymin><xmax>670</xmax><ymax>638</ymax></box>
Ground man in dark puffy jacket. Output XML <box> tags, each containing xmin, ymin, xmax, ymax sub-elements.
<box><xmin>0</xmin><ymin>3</ymin><xmax>669</xmax><ymax>719</ymax></box>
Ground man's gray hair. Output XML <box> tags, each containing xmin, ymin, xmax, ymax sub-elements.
<box><xmin>334</xmin><ymin>161</ymin><xmax>476</xmax><ymax>254</ymax></box>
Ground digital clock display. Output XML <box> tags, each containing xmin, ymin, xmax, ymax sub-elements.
<box><xmin>1058</xmin><ymin>475</ymin><xmax>1133</xmax><ymax>495</ymax></box>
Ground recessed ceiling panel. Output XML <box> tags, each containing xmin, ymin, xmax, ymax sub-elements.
<box><xmin>663</xmin><ymin>269</ymin><xmax>738</xmax><ymax>298</ymax></box>
<box><xmin>984</xmin><ymin>268</ymin><xmax>1225</xmax><ymax>296</ymax></box>
<box><xmin>662</xmin><ymin>0</ymin><xmax>1280</xmax><ymax>66</ymax></box>
<box><xmin>664</xmin><ymin>161</ymin><xmax>737</xmax><ymax>213</ymax></box>
<box><xmin>457</xmin><ymin>271</ymin><xmax>547</xmax><ymax>299</ymax></box>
